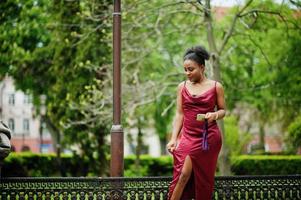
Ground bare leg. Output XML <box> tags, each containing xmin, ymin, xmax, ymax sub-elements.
<box><xmin>170</xmin><ymin>156</ymin><xmax>193</xmax><ymax>200</ymax></box>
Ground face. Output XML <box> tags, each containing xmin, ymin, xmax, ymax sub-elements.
<box><xmin>183</xmin><ymin>59</ymin><xmax>204</xmax><ymax>83</ymax></box>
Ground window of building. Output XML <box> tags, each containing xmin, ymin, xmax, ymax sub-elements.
<box><xmin>8</xmin><ymin>118</ymin><xmax>15</xmax><ymax>132</ymax></box>
<box><xmin>21</xmin><ymin>145</ymin><xmax>30</xmax><ymax>152</ymax></box>
<box><xmin>23</xmin><ymin>119</ymin><xmax>30</xmax><ymax>133</ymax></box>
<box><xmin>8</xmin><ymin>94</ymin><xmax>15</xmax><ymax>105</ymax></box>
<box><xmin>23</xmin><ymin>95</ymin><xmax>32</xmax><ymax>104</ymax></box>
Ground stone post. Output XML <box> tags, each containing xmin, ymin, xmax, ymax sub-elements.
<box><xmin>0</xmin><ymin>121</ymin><xmax>11</xmax><ymax>177</ymax></box>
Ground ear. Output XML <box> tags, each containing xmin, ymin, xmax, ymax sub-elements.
<box><xmin>199</xmin><ymin>64</ymin><xmax>205</xmax><ymax>72</ymax></box>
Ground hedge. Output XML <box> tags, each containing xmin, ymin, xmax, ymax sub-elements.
<box><xmin>1</xmin><ymin>152</ymin><xmax>91</xmax><ymax>177</ymax></box>
<box><xmin>1</xmin><ymin>153</ymin><xmax>173</xmax><ymax>177</ymax></box>
<box><xmin>2</xmin><ymin>153</ymin><xmax>301</xmax><ymax>177</ymax></box>
<box><xmin>231</xmin><ymin>155</ymin><xmax>301</xmax><ymax>175</ymax></box>
<box><xmin>124</xmin><ymin>155</ymin><xmax>173</xmax><ymax>177</ymax></box>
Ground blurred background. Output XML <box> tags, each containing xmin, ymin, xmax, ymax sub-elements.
<box><xmin>0</xmin><ymin>0</ymin><xmax>300</xmax><ymax>177</ymax></box>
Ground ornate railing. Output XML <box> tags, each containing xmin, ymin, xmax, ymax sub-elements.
<box><xmin>1</xmin><ymin>175</ymin><xmax>301</xmax><ymax>199</ymax></box>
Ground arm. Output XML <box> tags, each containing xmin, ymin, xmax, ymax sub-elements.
<box><xmin>167</xmin><ymin>82</ymin><xmax>184</xmax><ymax>153</ymax></box>
<box><xmin>205</xmin><ymin>82</ymin><xmax>226</xmax><ymax>122</ymax></box>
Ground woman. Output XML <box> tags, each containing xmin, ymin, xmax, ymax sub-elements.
<box><xmin>167</xmin><ymin>45</ymin><xmax>226</xmax><ymax>200</ymax></box>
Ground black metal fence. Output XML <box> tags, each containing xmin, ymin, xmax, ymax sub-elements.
<box><xmin>1</xmin><ymin>175</ymin><xmax>301</xmax><ymax>199</ymax></box>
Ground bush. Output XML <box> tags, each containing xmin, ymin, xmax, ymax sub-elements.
<box><xmin>231</xmin><ymin>155</ymin><xmax>301</xmax><ymax>175</ymax></box>
<box><xmin>4</xmin><ymin>153</ymin><xmax>300</xmax><ymax>177</ymax></box>
<box><xmin>2</xmin><ymin>153</ymin><xmax>173</xmax><ymax>177</ymax></box>
<box><xmin>2</xmin><ymin>152</ymin><xmax>90</xmax><ymax>177</ymax></box>
<box><xmin>286</xmin><ymin>117</ymin><xmax>301</xmax><ymax>153</ymax></box>
<box><xmin>224</xmin><ymin>115</ymin><xmax>252</xmax><ymax>156</ymax></box>
<box><xmin>124</xmin><ymin>155</ymin><xmax>173</xmax><ymax>177</ymax></box>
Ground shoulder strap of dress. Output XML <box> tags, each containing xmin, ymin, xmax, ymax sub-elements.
<box><xmin>215</xmin><ymin>81</ymin><xmax>218</xmax><ymax>95</ymax></box>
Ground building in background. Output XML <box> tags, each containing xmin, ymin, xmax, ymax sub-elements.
<box><xmin>0</xmin><ymin>76</ymin><xmax>53</xmax><ymax>153</ymax></box>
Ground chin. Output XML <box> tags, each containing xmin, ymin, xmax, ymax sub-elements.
<box><xmin>189</xmin><ymin>78</ymin><xmax>196</xmax><ymax>83</ymax></box>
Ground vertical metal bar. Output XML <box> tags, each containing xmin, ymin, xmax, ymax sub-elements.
<box><xmin>110</xmin><ymin>0</ymin><xmax>124</xmax><ymax>177</ymax></box>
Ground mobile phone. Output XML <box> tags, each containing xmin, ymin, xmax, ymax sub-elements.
<box><xmin>196</xmin><ymin>114</ymin><xmax>205</xmax><ymax>121</ymax></box>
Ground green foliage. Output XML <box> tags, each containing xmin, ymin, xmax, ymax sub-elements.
<box><xmin>286</xmin><ymin>117</ymin><xmax>301</xmax><ymax>152</ymax></box>
<box><xmin>223</xmin><ymin>1</ymin><xmax>292</xmax><ymax>114</ymax></box>
<box><xmin>224</xmin><ymin>115</ymin><xmax>252</xmax><ymax>156</ymax></box>
<box><xmin>220</xmin><ymin>1</ymin><xmax>300</xmax><ymax>155</ymax></box>
<box><xmin>154</xmin><ymin>96</ymin><xmax>174</xmax><ymax>141</ymax></box>
<box><xmin>231</xmin><ymin>155</ymin><xmax>301</xmax><ymax>175</ymax></box>
<box><xmin>0</xmin><ymin>0</ymin><xmax>112</xmax><ymax>175</ymax></box>
<box><xmin>272</xmin><ymin>35</ymin><xmax>301</xmax><ymax>127</ymax></box>
<box><xmin>124</xmin><ymin>155</ymin><xmax>173</xmax><ymax>177</ymax></box>
<box><xmin>0</xmin><ymin>0</ymin><xmax>52</xmax><ymax>89</ymax></box>
<box><xmin>226</xmin><ymin>0</ymin><xmax>300</xmax><ymax>120</ymax></box>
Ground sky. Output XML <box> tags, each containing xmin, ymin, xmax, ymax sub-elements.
<box><xmin>211</xmin><ymin>0</ymin><xmax>286</xmax><ymax>7</ymax></box>
<box><xmin>211</xmin><ymin>0</ymin><xmax>244</xmax><ymax>7</ymax></box>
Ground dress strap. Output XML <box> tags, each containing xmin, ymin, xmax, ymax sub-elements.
<box><xmin>215</xmin><ymin>81</ymin><xmax>217</xmax><ymax>94</ymax></box>
<box><xmin>182</xmin><ymin>81</ymin><xmax>187</xmax><ymax>91</ymax></box>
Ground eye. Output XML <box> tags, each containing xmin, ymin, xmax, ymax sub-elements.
<box><xmin>187</xmin><ymin>67</ymin><xmax>194</xmax><ymax>72</ymax></box>
<box><xmin>184</xmin><ymin>66</ymin><xmax>194</xmax><ymax>72</ymax></box>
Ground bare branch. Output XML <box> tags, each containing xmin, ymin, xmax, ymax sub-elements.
<box><xmin>239</xmin><ymin>9</ymin><xmax>282</xmax><ymax>17</ymax></box>
<box><xmin>233</xmin><ymin>32</ymin><xmax>274</xmax><ymax>69</ymax></box>
<box><xmin>161</xmin><ymin>100</ymin><xmax>176</xmax><ymax>116</ymax></box>
<box><xmin>71</xmin><ymin>24</ymin><xmax>107</xmax><ymax>47</ymax></box>
<box><xmin>289</xmin><ymin>0</ymin><xmax>301</xmax><ymax>9</ymax></box>
<box><xmin>238</xmin><ymin>9</ymin><xmax>291</xmax><ymax>40</ymax></box>
<box><xmin>124</xmin><ymin>0</ymin><xmax>191</xmax><ymax>15</ymax></box>
<box><xmin>218</xmin><ymin>0</ymin><xmax>254</xmax><ymax>54</ymax></box>
<box><xmin>247</xmin><ymin>36</ymin><xmax>273</xmax><ymax>69</ymax></box>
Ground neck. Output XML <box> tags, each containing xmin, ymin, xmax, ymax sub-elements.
<box><xmin>192</xmin><ymin>75</ymin><xmax>206</xmax><ymax>84</ymax></box>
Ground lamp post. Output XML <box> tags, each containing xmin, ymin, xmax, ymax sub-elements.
<box><xmin>39</xmin><ymin>95</ymin><xmax>46</xmax><ymax>153</ymax></box>
<box><xmin>110</xmin><ymin>0</ymin><xmax>124</xmax><ymax>177</ymax></box>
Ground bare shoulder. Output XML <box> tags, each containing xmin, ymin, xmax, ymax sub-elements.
<box><xmin>207</xmin><ymin>79</ymin><xmax>222</xmax><ymax>87</ymax></box>
<box><xmin>207</xmin><ymin>79</ymin><xmax>224</xmax><ymax>91</ymax></box>
<box><xmin>177</xmin><ymin>81</ymin><xmax>185</xmax><ymax>91</ymax></box>
<box><xmin>215</xmin><ymin>81</ymin><xmax>223</xmax><ymax>89</ymax></box>
<box><xmin>215</xmin><ymin>81</ymin><xmax>224</xmax><ymax>93</ymax></box>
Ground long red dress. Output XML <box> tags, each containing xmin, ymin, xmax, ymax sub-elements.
<box><xmin>168</xmin><ymin>81</ymin><xmax>222</xmax><ymax>200</ymax></box>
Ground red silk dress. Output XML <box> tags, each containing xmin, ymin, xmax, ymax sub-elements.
<box><xmin>168</xmin><ymin>81</ymin><xmax>222</xmax><ymax>200</ymax></box>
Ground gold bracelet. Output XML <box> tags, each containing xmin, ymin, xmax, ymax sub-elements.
<box><xmin>215</xmin><ymin>112</ymin><xmax>219</xmax><ymax>120</ymax></box>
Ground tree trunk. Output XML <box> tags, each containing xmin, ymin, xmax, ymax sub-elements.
<box><xmin>204</xmin><ymin>0</ymin><xmax>231</xmax><ymax>175</ymax></box>
<box><xmin>160</xmin><ymin>138</ymin><xmax>167</xmax><ymax>155</ymax></box>
<box><xmin>211</xmin><ymin>55</ymin><xmax>231</xmax><ymax>175</ymax></box>
<box><xmin>258</xmin><ymin>121</ymin><xmax>265</xmax><ymax>153</ymax></box>
<box><xmin>135</xmin><ymin>117</ymin><xmax>143</xmax><ymax>173</ymax></box>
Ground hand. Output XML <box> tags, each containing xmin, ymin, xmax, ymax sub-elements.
<box><xmin>166</xmin><ymin>139</ymin><xmax>176</xmax><ymax>153</ymax></box>
<box><xmin>205</xmin><ymin>112</ymin><xmax>218</xmax><ymax>123</ymax></box>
